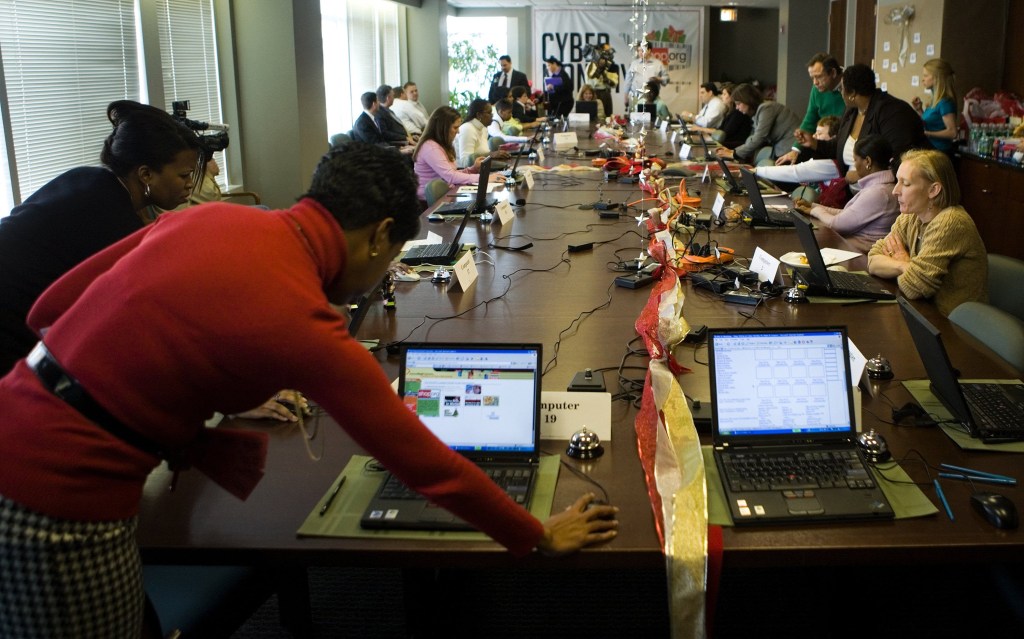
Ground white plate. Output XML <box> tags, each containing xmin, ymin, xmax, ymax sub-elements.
<box><xmin>780</xmin><ymin>251</ymin><xmax>809</xmax><ymax>268</ymax></box>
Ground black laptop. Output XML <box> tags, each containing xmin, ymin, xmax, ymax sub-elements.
<box><xmin>708</xmin><ymin>326</ymin><xmax>894</xmax><ymax>525</ymax></box>
<box><xmin>789</xmin><ymin>214</ymin><xmax>896</xmax><ymax>300</ymax></box>
<box><xmin>575</xmin><ymin>101</ymin><xmax>598</xmax><ymax>121</ymax></box>
<box><xmin>739</xmin><ymin>167</ymin><xmax>795</xmax><ymax>228</ymax></box>
<box><xmin>360</xmin><ymin>343</ymin><xmax>543</xmax><ymax>531</ymax></box>
<box><xmin>400</xmin><ymin>203</ymin><xmax>473</xmax><ymax>267</ymax></box>
<box><xmin>897</xmin><ymin>297</ymin><xmax>1024</xmax><ymax>443</ymax></box>
<box><xmin>431</xmin><ymin>156</ymin><xmax>495</xmax><ymax>217</ymax></box>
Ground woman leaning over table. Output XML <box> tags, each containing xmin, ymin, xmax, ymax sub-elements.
<box><xmin>0</xmin><ymin>142</ymin><xmax>618</xmax><ymax>638</ymax></box>
<box><xmin>792</xmin><ymin>134</ymin><xmax>899</xmax><ymax>253</ymax></box>
<box><xmin>413</xmin><ymin>106</ymin><xmax>504</xmax><ymax>202</ymax></box>
<box><xmin>867</xmin><ymin>148</ymin><xmax>988</xmax><ymax>316</ymax></box>
<box><xmin>714</xmin><ymin>83</ymin><xmax>801</xmax><ymax>163</ymax></box>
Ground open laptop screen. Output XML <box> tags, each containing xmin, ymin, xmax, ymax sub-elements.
<box><xmin>399</xmin><ymin>344</ymin><xmax>541</xmax><ymax>454</ymax></box>
<box><xmin>709</xmin><ymin>328</ymin><xmax>854</xmax><ymax>438</ymax></box>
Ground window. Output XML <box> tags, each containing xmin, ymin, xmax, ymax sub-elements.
<box><xmin>0</xmin><ymin>0</ymin><xmax>141</xmax><ymax>210</ymax></box>
<box><xmin>446</xmin><ymin>16</ymin><xmax>507</xmax><ymax>108</ymax></box>
<box><xmin>155</xmin><ymin>0</ymin><xmax>226</xmax><ymax>186</ymax></box>
<box><xmin>321</xmin><ymin>0</ymin><xmax>401</xmax><ymax>139</ymax></box>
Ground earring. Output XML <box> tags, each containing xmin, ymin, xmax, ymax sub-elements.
<box><xmin>144</xmin><ymin>183</ymin><xmax>151</xmax><ymax>199</ymax></box>
<box><xmin>370</xmin><ymin>250</ymin><xmax>379</xmax><ymax>258</ymax></box>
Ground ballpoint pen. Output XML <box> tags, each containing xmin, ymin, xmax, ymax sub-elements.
<box><xmin>318</xmin><ymin>476</ymin><xmax>347</xmax><ymax>517</ymax></box>
<box><xmin>939</xmin><ymin>463</ymin><xmax>1016</xmax><ymax>482</ymax></box>
<box><xmin>938</xmin><ymin>472</ymin><xmax>1017</xmax><ymax>486</ymax></box>
<box><xmin>933</xmin><ymin>479</ymin><xmax>954</xmax><ymax>521</ymax></box>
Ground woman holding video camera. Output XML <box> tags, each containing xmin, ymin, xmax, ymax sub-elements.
<box><xmin>0</xmin><ymin>100</ymin><xmax>205</xmax><ymax>375</ymax></box>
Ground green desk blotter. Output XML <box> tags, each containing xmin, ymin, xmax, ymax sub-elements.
<box><xmin>298</xmin><ymin>454</ymin><xmax>558</xmax><ymax>540</ymax></box>
<box><xmin>702</xmin><ymin>446</ymin><xmax>937</xmax><ymax>526</ymax></box>
<box><xmin>903</xmin><ymin>380</ymin><xmax>1024</xmax><ymax>453</ymax></box>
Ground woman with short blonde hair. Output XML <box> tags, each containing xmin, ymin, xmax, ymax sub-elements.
<box><xmin>867</xmin><ymin>149</ymin><xmax>986</xmax><ymax>315</ymax></box>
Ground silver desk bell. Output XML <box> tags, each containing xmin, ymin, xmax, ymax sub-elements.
<box><xmin>566</xmin><ymin>427</ymin><xmax>604</xmax><ymax>460</ymax></box>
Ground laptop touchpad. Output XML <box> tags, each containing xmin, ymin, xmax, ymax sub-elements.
<box><xmin>785</xmin><ymin>496</ymin><xmax>824</xmax><ymax>515</ymax></box>
<box><xmin>421</xmin><ymin>504</ymin><xmax>457</xmax><ymax>522</ymax></box>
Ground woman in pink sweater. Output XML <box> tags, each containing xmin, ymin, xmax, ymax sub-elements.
<box><xmin>413</xmin><ymin>106</ymin><xmax>504</xmax><ymax>201</ymax></box>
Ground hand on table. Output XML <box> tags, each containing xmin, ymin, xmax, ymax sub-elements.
<box><xmin>537</xmin><ymin>493</ymin><xmax>618</xmax><ymax>556</ymax></box>
<box><xmin>234</xmin><ymin>390</ymin><xmax>309</xmax><ymax>422</ymax></box>
<box><xmin>715</xmin><ymin>147</ymin><xmax>733</xmax><ymax>159</ymax></box>
<box><xmin>792</xmin><ymin>198</ymin><xmax>813</xmax><ymax>214</ymax></box>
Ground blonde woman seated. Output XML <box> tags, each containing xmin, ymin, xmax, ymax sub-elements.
<box><xmin>867</xmin><ymin>149</ymin><xmax>988</xmax><ymax>316</ymax></box>
<box><xmin>576</xmin><ymin>84</ymin><xmax>606</xmax><ymax>121</ymax></box>
<box><xmin>413</xmin><ymin>106</ymin><xmax>504</xmax><ymax>203</ymax></box>
<box><xmin>791</xmin><ymin>135</ymin><xmax>899</xmax><ymax>253</ymax></box>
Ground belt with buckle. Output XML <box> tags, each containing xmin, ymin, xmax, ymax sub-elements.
<box><xmin>27</xmin><ymin>341</ymin><xmax>164</xmax><ymax>459</ymax></box>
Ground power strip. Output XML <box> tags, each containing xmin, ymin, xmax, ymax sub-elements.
<box><xmin>722</xmin><ymin>290</ymin><xmax>762</xmax><ymax>306</ymax></box>
<box><xmin>614</xmin><ymin>273</ymin><xmax>656</xmax><ymax>289</ymax></box>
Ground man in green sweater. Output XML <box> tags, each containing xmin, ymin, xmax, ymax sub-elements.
<box><xmin>776</xmin><ymin>53</ymin><xmax>845</xmax><ymax>165</ymax></box>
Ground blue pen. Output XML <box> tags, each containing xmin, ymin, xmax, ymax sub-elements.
<box><xmin>933</xmin><ymin>479</ymin><xmax>954</xmax><ymax>521</ymax></box>
<box><xmin>939</xmin><ymin>463</ymin><xmax>1015</xmax><ymax>482</ymax></box>
<box><xmin>938</xmin><ymin>472</ymin><xmax>1018</xmax><ymax>486</ymax></box>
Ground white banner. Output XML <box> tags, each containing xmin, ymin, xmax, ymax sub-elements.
<box><xmin>532</xmin><ymin>8</ymin><xmax>705</xmax><ymax>117</ymax></box>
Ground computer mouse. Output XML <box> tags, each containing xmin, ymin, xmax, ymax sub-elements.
<box><xmin>584</xmin><ymin>499</ymin><xmax>616</xmax><ymax>520</ymax></box>
<box><xmin>426</xmin><ymin>212</ymin><xmax>444</xmax><ymax>222</ymax></box>
<box><xmin>971</xmin><ymin>492</ymin><xmax>1019</xmax><ymax>530</ymax></box>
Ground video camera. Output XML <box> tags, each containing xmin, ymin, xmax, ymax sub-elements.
<box><xmin>171</xmin><ymin>100</ymin><xmax>230</xmax><ymax>155</ymax></box>
<box><xmin>582</xmin><ymin>43</ymin><xmax>616</xmax><ymax>66</ymax></box>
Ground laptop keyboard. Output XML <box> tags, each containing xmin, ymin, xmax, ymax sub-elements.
<box><xmin>828</xmin><ymin>269</ymin><xmax>882</xmax><ymax>294</ymax></box>
<box><xmin>403</xmin><ymin>242</ymin><xmax>455</xmax><ymax>261</ymax></box>
<box><xmin>962</xmin><ymin>384</ymin><xmax>1024</xmax><ymax>433</ymax></box>
<box><xmin>721</xmin><ymin>450</ymin><xmax>874</xmax><ymax>492</ymax></box>
<box><xmin>766</xmin><ymin>208</ymin><xmax>797</xmax><ymax>224</ymax></box>
<box><xmin>380</xmin><ymin>467</ymin><xmax>534</xmax><ymax>504</ymax></box>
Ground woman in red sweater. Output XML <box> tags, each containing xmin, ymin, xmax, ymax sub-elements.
<box><xmin>0</xmin><ymin>142</ymin><xmax>617</xmax><ymax>637</ymax></box>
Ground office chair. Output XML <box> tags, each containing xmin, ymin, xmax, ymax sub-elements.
<box><xmin>753</xmin><ymin>146</ymin><xmax>774</xmax><ymax>166</ymax></box>
<box><xmin>790</xmin><ymin>184</ymin><xmax>819</xmax><ymax>205</ymax></box>
<box><xmin>948</xmin><ymin>254</ymin><xmax>1024</xmax><ymax>372</ymax></box>
<box><xmin>488</xmin><ymin>136</ymin><xmax>506</xmax><ymax>152</ymax></box>
<box><xmin>330</xmin><ymin>132</ymin><xmax>353</xmax><ymax>149</ymax></box>
<box><xmin>423</xmin><ymin>179</ymin><xmax>449</xmax><ymax>207</ymax></box>
<box><xmin>222</xmin><ymin>189</ymin><xmax>262</xmax><ymax>205</ymax></box>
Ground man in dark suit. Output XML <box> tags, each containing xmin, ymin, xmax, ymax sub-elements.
<box><xmin>488</xmin><ymin>55</ymin><xmax>529</xmax><ymax>104</ymax></box>
<box><xmin>351</xmin><ymin>91</ymin><xmax>387</xmax><ymax>145</ymax></box>
<box><xmin>375</xmin><ymin>85</ymin><xmax>413</xmax><ymax>146</ymax></box>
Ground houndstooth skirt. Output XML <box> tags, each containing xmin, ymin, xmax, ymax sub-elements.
<box><xmin>0</xmin><ymin>493</ymin><xmax>144</xmax><ymax>638</ymax></box>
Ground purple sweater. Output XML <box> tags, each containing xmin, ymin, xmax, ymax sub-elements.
<box><xmin>809</xmin><ymin>169</ymin><xmax>899</xmax><ymax>252</ymax></box>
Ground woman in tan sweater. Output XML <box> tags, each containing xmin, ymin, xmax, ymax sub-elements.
<box><xmin>867</xmin><ymin>149</ymin><xmax>988</xmax><ymax>315</ymax></box>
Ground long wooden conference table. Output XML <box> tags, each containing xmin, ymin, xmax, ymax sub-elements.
<box><xmin>136</xmin><ymin>130</ymin><xmax>1024</xmax><ymax>631</ymax></box>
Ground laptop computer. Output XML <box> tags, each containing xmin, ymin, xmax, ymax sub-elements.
<box><xmin>897</xmin><ymin>297</ymin><xmax>1024</xmax><ymax>443</ymax></box>
<box><xmin>360</xmin><ymin>343</ymin><xmax>543</xmax><ymax>531</ymax></box>
<box><xmin>789</xmin><ymin>214</ymin><xmax>896</xmax><ymax>300</ymax></box>
<box><xmin>431</xmin><ymin>156</ymin><xmax>495</xmax><ymax>217</ymax></box>
<box><xmin>400</xmin><ymin>203</ymin><xmax>473</xmax><ymax>266</ymax></box>
<box><xmin>739</xmin><ymin>167</ymin><xmax>795</xmax><ymax>228</ymax></box>
<box><xmin>575</xmin><ymin>101</ymin><xmax>598</xmax><ymax>121</ymax></box>
<box><xmin>708</xmin><ymin>326</ymin><xmax>894</xmax><ymax>525</ymax></box>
